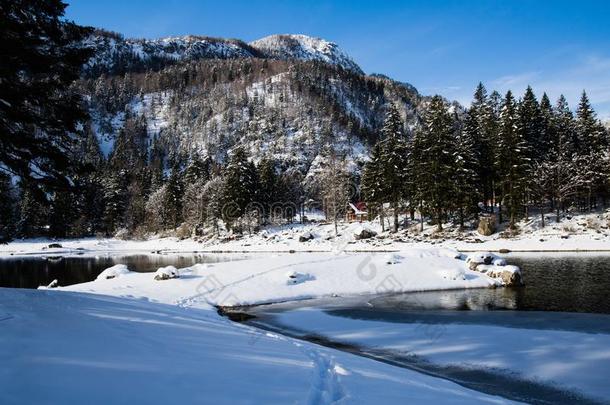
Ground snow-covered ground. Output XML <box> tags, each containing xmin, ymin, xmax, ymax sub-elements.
<box><xmin>57</xmin><ymin>250</ymin><xmax>504</xmax><ymax>307</ymax></box>
<box><xmin>262</xmin><ymin>305</ymin><xmax>610</xmax><ymax>402</ymax></box>
<box><xmin>1</xmin><ymin>212</ymin><xmax>608</xmax><ymax>258</ymax></box>
<box><xmin>1</xmin><ymin>251</ymin><xmax>522</xmax><ymax>404</ymax></box>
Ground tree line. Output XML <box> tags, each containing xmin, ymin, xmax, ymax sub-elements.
<box><xmin>363</xmin><ymin>84</ymin><xmax>610</xmax><ymax>233</ymax></box>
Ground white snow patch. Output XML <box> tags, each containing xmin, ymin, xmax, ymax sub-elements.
<box><xmin>96</xmin><ymin>264</ymin><xmax>130</xmax><ymax>280</ymax></box>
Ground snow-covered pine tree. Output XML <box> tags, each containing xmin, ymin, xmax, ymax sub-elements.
<box><xmin>547</xmin><ymin>95</ymin><xmax>581</xmax><ymax>221</ymax></box>
<box><xmin>453</xmin><ymin>112</ymin><xmax>480</xmax><ymax>229</ymax></box>
<box><xmin>414</xmin><ymin>95</ymin><xmax>456</xmax><ymax>231</ymax></box>
<box><xmin>408</xmin><ymin>124</ymin><xmax>426</xmax><ymax>231</ymax></box>
<box><xmin>529</xmin><ymin>162</ymin><xmax>552</xmax><ymax>228</ymax></box>
<box><xmin>102</xmin><ymin>170</ymin><xmax>129</xmax><ymax>234</ymax></box>
<box><xmin>539</xmin><ymin>93</ymin><xmax>555</xmax><ymax>161</ymax></box>
<box><xmin>277</xmin><ymin>168</ymin><xmax>304</xmax><ymax>223</ymax></box>
<box><xmin>576</xmin><ymin>91</ymin><xmax>607</xmax><ymax>156</ymax></box>
<box><xmin>378</xmin><ymin>104</ymin><xmax>409</xmax><ymax>232</ymax></box>
<box><xmin>202</xmin><ymin>177</ymin><xmax>226</xmax><ymax>235</ymax></box>
<box><xmin>163</xmin><ymin>167</ymin><xmax>184</xmax><ymax>229</ymax></box>
<box><xmin>575</xmin><ymin>91</ymin><xmax>609</xmax><ymax>210</ymax></box>
<box><xmin>463</xmin><ymin>83</ymin><xmax>486</xmax><ymax>207</ymax></box>
<box><xmin>257</xmin><ymin>157</ymin><xmax>278</xmax><ymax>223</ymax></box>
<box><xmin>516</xmin><ymin>86</ymin><xmax>540</xmax><ymax>219</ymax></box>
<box><xmin>222</xmin><ymin>147</ymin><xmax>259</xmax><ymax>231</ymax></box>
<box><xmin>0</xmin><ymin>0</ymin><xmax>92</xmax><ymax>187</ymax></box>
<box><xmin>183</xmin><ymin>157</ymin><xmax>211</xmax><ymax>186</ymax></box>
<box><xmin>498</xmin><ymin>91</ymin><xmax>530</xmax><ymax>229</ymax></box>
<box><xmin>518</xmin><ymin>86</ymin><xmax>542</xmax><ymax>163</ymax></box>
<box><xmin>487</xmin><ymin>90</ymin><xmax>503</xmax><ymax>217</ymax></box>
<box><xmin>17</xmin><ymin>181</ymin><xmax>47</xmax><ymax>238</ymax></box>
<box><xmin>49</xmin><ymin>187</ymin><xmax>79</xmax><ymax>238</ymax></box>
<box><xmin>361</xmin><ymin>142</ymin><xmax>386</xmax><ymax>230</ymax></box>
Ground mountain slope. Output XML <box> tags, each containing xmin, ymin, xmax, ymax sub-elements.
<box><xmin>77</xmin><ymin>31</ymin><xmax>437</xmax><ymax>182</ymax></box>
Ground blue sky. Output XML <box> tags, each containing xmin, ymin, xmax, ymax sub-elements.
<box><xmin>66</xmin><ymin>0</ymin><xmax>610</xmax><ymax>119</ymax></box>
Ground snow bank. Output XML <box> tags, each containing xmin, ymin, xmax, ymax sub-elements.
<box><xmin>64</xmin><ymin>250</ymin><xmax>504</xmax><ymax>307</ymax></box>
<box><xmin>0</xmin><ymin>288</ymin><xmax>515</xmax><ymax>404</ymax></box>
<box><xmin>95</xmin><ymin>264</ymin><xmax>130</xmax><ymax>280</ymax></box>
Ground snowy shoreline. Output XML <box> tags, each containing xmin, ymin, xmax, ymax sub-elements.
<box><xmin>3</xmin><ymin>245</ymin><xmax>606</xmax><ymax>403</ymax></box>
<box><xmin>2</xmin><ymin>212</ymin><xmax>609</xmax><ymax>257</ymax></box>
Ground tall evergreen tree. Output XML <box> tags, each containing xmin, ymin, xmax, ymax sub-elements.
<box><xmin>49</xmin><ymin>188</ymin><xmax>77</xmax><ymax>238</ymax></box>
<box><xmin>378</xmin><ymin>104</ymin><xmax>409</xmax><ymax>232</ymax></box>
<box><xmin>257</xmin><ymin>157</ymin><xmax>278</xmax><ymax>223</ymax></box>
<box><xmin>576</xmin><ymin>91</ymin><xmax>607</xmax><ymax>156</ymax></box>
<box><xmin>575</xmin><ymin>91</ymin><xmax>608</xmax><ymax>210</ymax></box>
<box><xmin>413</xmin><ymin>96</ymin><xmax>456</xmax><ymax>231</ymax></box>
<box><xmin>518</xmin><ymin>86</ymin><xmax>542</xmax><ymax>162</ymax></box>
<box><xmin>0</xmin><ymin>0</ymin><xmax>92</xmax><ymax>187</ymax></box>
<box><xmin>162</xmin><ymin>167</ymin><xmax>184</xmax><ymax>229</ymax></box>
<box><xmin>17</xmin><ymin>181</ymin><xmax>47</xmax><ymax>238</ymax></box>
<box><xmin>546</xmin><ymin>95</ymin><xmax>580</xmax><ymax>221</ymax></box>
<box><xmin>453</xmin><ymin>117</ymin><xmax>480</xmax><ymax>228</ymax></box>
<box><xmin>102</xmin><ymin>170</ymin><xmax>129</xmax><ymax>234</ymax></box>
<box><xmin>539</xmin><ymin>92</ymin><xmax>555</xmax><ymax>160</ymax></box>
<box><xmin>463</xmin><ymin>84</ymin><xmax>486</xmax><ymax>206</ymax></box>
<box><xmin>361</xmin><ymin>142</ymin><xmax>387</xmax><ymax>230</ymax></box>
<box><xmin>0</xmin><ymin>173</ymin><xmax>16</xmax><ymax>243</ymax></box>
<box><xmin>222</xmin><ymin>147</ymin><xmax>259</xmax><ymax>230</ymax></box>
<box><xmin>498</xmin><ymin>91</ymin><xmax>530</xmax><ymax>228</ymax></box>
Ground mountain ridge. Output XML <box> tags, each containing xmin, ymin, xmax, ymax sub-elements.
<box><xmin>83</xmin><ymin>30</ymin><xmax>364</xmax><ymax>77</ymax></box>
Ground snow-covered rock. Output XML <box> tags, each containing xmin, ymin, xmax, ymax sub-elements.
<box><xmin>298</xmin><ymin>231</ymin><xmax>314</xmax><ymax>242</ymax></box>
<box><xmin>476</xmin><ymin>264</ymin><xmax>523</xmax><ymax>286</ymax></box>
<box><xmin>285</xmin><ymin>271</ymin><xmax>315</xmax><ymax>285</ymax></box>
<box><xmin>37</xmin><ymin>279</ymin><xmax>59</xmax><ymax>290</ymax></box>
<box><xmin>96</xmin><ymin>264</ymin><xmax>130</xmax><ymax>280</ymax></box>
<box><xmin>465</xmin><ymin>252</ymin><xmax>495</xmax><ymax>270</ymax></box>
<box><xmin>353</xmin><ymin>225</ymin><xmax>377</xmax><ymax>240</ymax></box>
<box><xmin>477</xmin><ymin>216</ymin><xmax>496</xmax><ymax>236</ymax></box>
<box><xmin>154</xmin><ymin>266</ymin><xmax>179</xmax><ymax>281</ymax></box>
<box><xmin>465</xmin><ymin>252</ymin><xmax>522</xmax><ymax>285</ymax></box>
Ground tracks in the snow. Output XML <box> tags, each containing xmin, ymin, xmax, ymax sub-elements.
<box><xmin>244</xmin><ymin>319</ymin><xmax>607</xmax><ymax>405</ymax></box>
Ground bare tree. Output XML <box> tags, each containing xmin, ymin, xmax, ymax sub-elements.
<box><xmin>320</xmin><ymin>150</ymin><xmax>350</xmax><ymax>236</ymax></box>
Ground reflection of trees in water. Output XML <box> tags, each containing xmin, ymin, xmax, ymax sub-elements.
<box><xmin>0</xmin><ymin>254</ymin><xmax>249</xmax><ymax>289</ymax></box>
<box><xmin>365</xmin><ymin>256</ymin><xmax>610</xmax><ymax>314</ymax></box>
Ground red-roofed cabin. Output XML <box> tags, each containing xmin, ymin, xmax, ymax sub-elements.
<box><xmin>346</xmin><ymin>202</ymin><xmax>368</xmax><ymax>222</ymax></box>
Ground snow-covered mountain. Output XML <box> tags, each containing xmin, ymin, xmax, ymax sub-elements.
<box><xmin>78</xmin><ymin>30</ymin><xmax>431</xmax><ymax>178</ymax></box>
<box><xmin>83</xmin><ymin>31</ymin><xmax>259</xmax><ymax>76</ymax></box>
<box><xmin>249</xmin><ymin>34</ymin><xmax>362</xmax><ymax>74</ymax></box>
<box><xmin>83</xmin><ymin>31</ymin><xmax>363</xmax><ymax>76</ymax></box>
